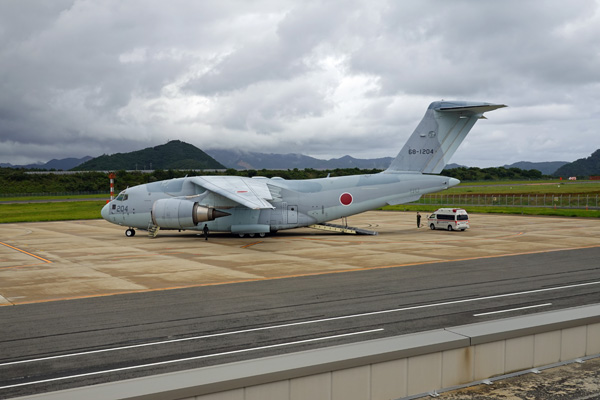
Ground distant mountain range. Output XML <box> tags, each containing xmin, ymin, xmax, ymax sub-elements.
<box><xmin>2</xmin><ymin>140</ymin><xmax>591</xmax><ymax>176</ymax></box>
<box><xmin>0</xmin><ymin>156</ymin><xmax>93</xmax><ymax>171</ymax></box>
<box><xmin>72</xmin><ymin>140</ymin><xmax>224</xmax><ymax>171</ymax></box>
<box><xmin>196</xmin><ymin>150</ymin><xmax>572</xmax><ymax>175</ymax></box>
<box><xmin>502</xmin><ymin>161</ymin><xmax>569</xmax><ymax>176</ymax></box>
<box><xmin>553</xmin><ymin>149</ymin><xmax>600</xmax><ymax>177</ymax></box>
<box><xmin>205</xmin><ymin>149</ymin><xmax>393</xmax><ymax>170</ymax></box>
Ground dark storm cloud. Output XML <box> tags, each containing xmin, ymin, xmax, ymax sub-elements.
<box><xmin>349</xmin><ymin>1</ymin><xmax>600</xmax><ymax>99</ymax></box>
<box><xmin>0</xmin><ymin>0</ymin><xmax>599</xmax><ymax>166</ymax></box>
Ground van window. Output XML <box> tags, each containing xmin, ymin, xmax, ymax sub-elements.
<box><xmin>457</xmin><ymin>214</ymin><xmax>468</xmax><ymax>221</ymax></box>
<box><xmin>437</xmin><ymin>214</ymin><xmax>453</xmax><ymax>220</ymax></box>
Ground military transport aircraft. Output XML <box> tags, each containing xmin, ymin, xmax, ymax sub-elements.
<box><xmin>101</xmin><ymin>100</ymin><xmax>506</xmax><ymax>238</ymax></box>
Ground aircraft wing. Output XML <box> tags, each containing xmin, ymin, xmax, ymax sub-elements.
<box><xmin>189</xmin><ymin>176</ymin><xmax>275</xmax><ymax>209</ymax></box>
<box><xmin>386</xmin><ymin>194</ymin><xmax>422</xmax><ymax>206</ymax></box>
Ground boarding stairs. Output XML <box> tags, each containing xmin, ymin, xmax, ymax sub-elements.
<box><xmin>308</xmin><ymin>222</ymin><xmax>378</xmax><ymax>235</ymax></box>
<box><xmin>147</xmin><ymin>224</ymin><xmax>160</xmax><ymax>238</ymax></box>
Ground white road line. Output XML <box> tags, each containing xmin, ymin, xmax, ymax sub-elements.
<box><xmin>2</xmin><ymin>280</ymin><xmax>599</xmax><ymax>367</ymax></box>
<box><xmin>0</xmin><ymin>328</ymin><xmax>384</xmax><ymax>390</ymax></box>
<box><xmin>473</xmin><ymin>303</ymin><xmax>552</xmax><ymax>317</ymax></box>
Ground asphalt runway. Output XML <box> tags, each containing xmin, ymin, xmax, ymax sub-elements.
<box><xmin>0</xmin><ymin>212</ymin><xmax>599</xmax><ymax>397</ymax></box>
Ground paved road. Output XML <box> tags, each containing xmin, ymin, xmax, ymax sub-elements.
<box><xmin>1</xmin><ymin>246</ymin><xmax>599</xmax><ymax>398</ymax></box>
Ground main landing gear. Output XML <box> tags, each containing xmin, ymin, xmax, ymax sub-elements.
<box><xmin>238</xmin><ymin>232</ymin><xmax>267</xmax><ymax>238</ymax></box>
<box><xmin>125</xmin><ymin>228</ymin><xmax>136</xmax><ymax>237</ymax></box>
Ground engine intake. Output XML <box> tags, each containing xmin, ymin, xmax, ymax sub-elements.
<box><xmin>151</xmin><ymin>199</ymin><xmax>229</xmax><ymax>229</ymax></box>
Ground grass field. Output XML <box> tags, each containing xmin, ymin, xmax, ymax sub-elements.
<box><xmin>0</xmin><ymin>194</ymin><xmax>109</xmax><ymax>202</ymax></box>
<box><xmin>0</xmin><ymin>201</ymin><xmax>105</xmax><ymax>223</ymax></box>
<box><xmin>1</xmin><ymin>181</ymin><xmax>599</xmax><ymax>223</ymax></box>
<box><xmin>446</xmin><ymin>180</ymin><xmax>600</xmax><ymax>195</ymax></box>
<box><xmin>382</xmin><ymin>204</ymin><xmax>600</xmax><ymax>218</ymax></box>
<box><xmin>387</xmin><ymin>180</ymin><xmax>600</xmax><ymax>218</ymax></box>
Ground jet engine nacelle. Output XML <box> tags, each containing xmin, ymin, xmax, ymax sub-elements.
<box><xmin>151</xmin><ymin>198</ymin><xmax>229</xmax><ymax>229</ymax></box>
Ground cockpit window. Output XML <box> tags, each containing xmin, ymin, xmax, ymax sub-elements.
<box><xmin>115</xmin><ymin>193</ymin><xmax>128</xmax><ymax>201</ymax></box>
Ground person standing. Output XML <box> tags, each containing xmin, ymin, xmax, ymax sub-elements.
<box><xmin>203</xmin><ymin>224</ymin><xmax>209</xmax><ymax>240</ymax></box>
<box><xmin>416</xmin><ymin>212</ymin><xmax>421</xmax><ymax>228</ymax></box>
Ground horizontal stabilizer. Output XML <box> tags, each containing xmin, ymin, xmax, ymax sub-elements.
<box><xmin>436</xmin><ymin>103</ymin><xmax>507</xmax><ymax>114</ymax></box>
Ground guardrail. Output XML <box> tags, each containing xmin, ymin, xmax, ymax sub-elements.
<box><xmin>413</xmin><ymin>194</ymin><xmax>600</xmax><ymax>209</ymax></box>
<box><xmin>16</xmin><ymin>304</ymin><xmax>600</xmax><ymax>400</ymax></box>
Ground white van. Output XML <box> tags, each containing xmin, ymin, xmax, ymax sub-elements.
<box><xmin>427</xmin><ymin>208</ymin><xmax>469</xmax><ymax>231</ymax></box>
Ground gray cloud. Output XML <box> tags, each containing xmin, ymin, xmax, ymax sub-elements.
<box><xmin>1</xmin><ymin>0</ymin><xmax>599</xmax><ymax>167</ymax></box>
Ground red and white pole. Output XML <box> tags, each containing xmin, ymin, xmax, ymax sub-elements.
<box><xmin>109</xmin><ymin>173</ymin><xmax>116</xmax><ymax>201</ymax></box>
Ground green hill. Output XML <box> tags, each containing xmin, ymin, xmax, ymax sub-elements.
<box><xmin>72</xmin><ymin>140</ymin><xmax>225</xmax><ymax>171</ymax></box>
<box><xmin>553</xmin><ymin>149</ymin><xmax>600</xmax><ymax>178</ymax></box>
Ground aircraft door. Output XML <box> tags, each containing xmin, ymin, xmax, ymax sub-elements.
<box><xmin>270</xmin><ymin>207</ymin><xmax>283</xmax><ymax>225</ymax></box>
<box><xmin>287</xmin><ymin>205</ymin><xmax>298</xmax><ymax>224</ymax></box>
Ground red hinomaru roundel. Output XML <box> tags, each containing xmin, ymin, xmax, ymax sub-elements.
<box><xmin>339</xmin><ymin>192</ymin><xmax>353</xmax><ymax>206</ymax></box>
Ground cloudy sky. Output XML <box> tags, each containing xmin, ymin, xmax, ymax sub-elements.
<box><xmin>1</xmin><ymin>0</ymin><xmax>599</xmax><ymax>167</ymax></box>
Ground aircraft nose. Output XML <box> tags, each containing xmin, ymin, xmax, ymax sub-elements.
<box><xmin>101</xmin><ymin>202</ymin><xmax>110</xmax><ymax>220</ymax></box>
<box><xmin>448</xmin><ymin>178</ymin><xmax>460</xmax><ymax>187</ymax></box>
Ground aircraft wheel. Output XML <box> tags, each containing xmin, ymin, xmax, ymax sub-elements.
<box><xmin>259</xmin><ymin>232</ymin><xmax>266</xmax><ymax>238</ymax></box>
<box><xmin>430</xmin><ymin>224</ymin><xmax>435</xmax><ymax>230</ymax></box>
<box><xmin>125</xmin><ymin>228</ymin><xmax>136</xmax><ymax>237</ymax></box>
<box><xmin>447</xmin><ymin>225</ymin><xmax>453</xmax><ymax>231</ymax></box>
<box><xmin>238</xmin><ymin>234</ymin><xmax>245</xmax><ymax>238</ymax></box>
<box><xmin>249</xmin><ymin>233</ymin><xmax>255</xmax><ymax>238</ymax></box>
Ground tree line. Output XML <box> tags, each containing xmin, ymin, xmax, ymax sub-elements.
<box><xmin>0</xmin><ymin>166</ymin><xmax>546</xmax><ymax>195</ymax></box>
<box><xmin>441</xmin><ymin>166</ymin><xmax>543</xmax><ymax>181</ymax></box>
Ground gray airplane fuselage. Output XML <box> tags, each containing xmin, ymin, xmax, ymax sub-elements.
<box><xmin>101</xmin><ymin>100</ymin><xmax>506</xmax><ymax>237</ymax></box>
<box><xmin>101</xmin><ymin>173</ymin><xmax>457</xmax><ymax>233</ymax></box>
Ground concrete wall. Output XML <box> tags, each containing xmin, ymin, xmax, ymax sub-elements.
<box><xmin>20</xmin><ymin>304</ymin><xmax>600</xmax><ymax>400</ymax></box>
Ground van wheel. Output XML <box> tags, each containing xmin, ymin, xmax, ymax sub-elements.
<box><xmin>447</xmin><ymin>225</ymin><xmax>453</xmax><ymax>231</ymax></box>
<box><xmin>460</xmin><ymin>229</ymin><xmax>466</xmax><ymax>231</ymax></box>
<box><xmin>430</xmin><ymin>224</ymin><xmax>435</xmax><ymax>230</ymax></box>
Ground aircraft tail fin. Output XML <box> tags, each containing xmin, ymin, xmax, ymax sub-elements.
<box><xmin>385</xmin><ymin>101</ymin><xmax>506</xmax><ymax>174</ymax></box>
